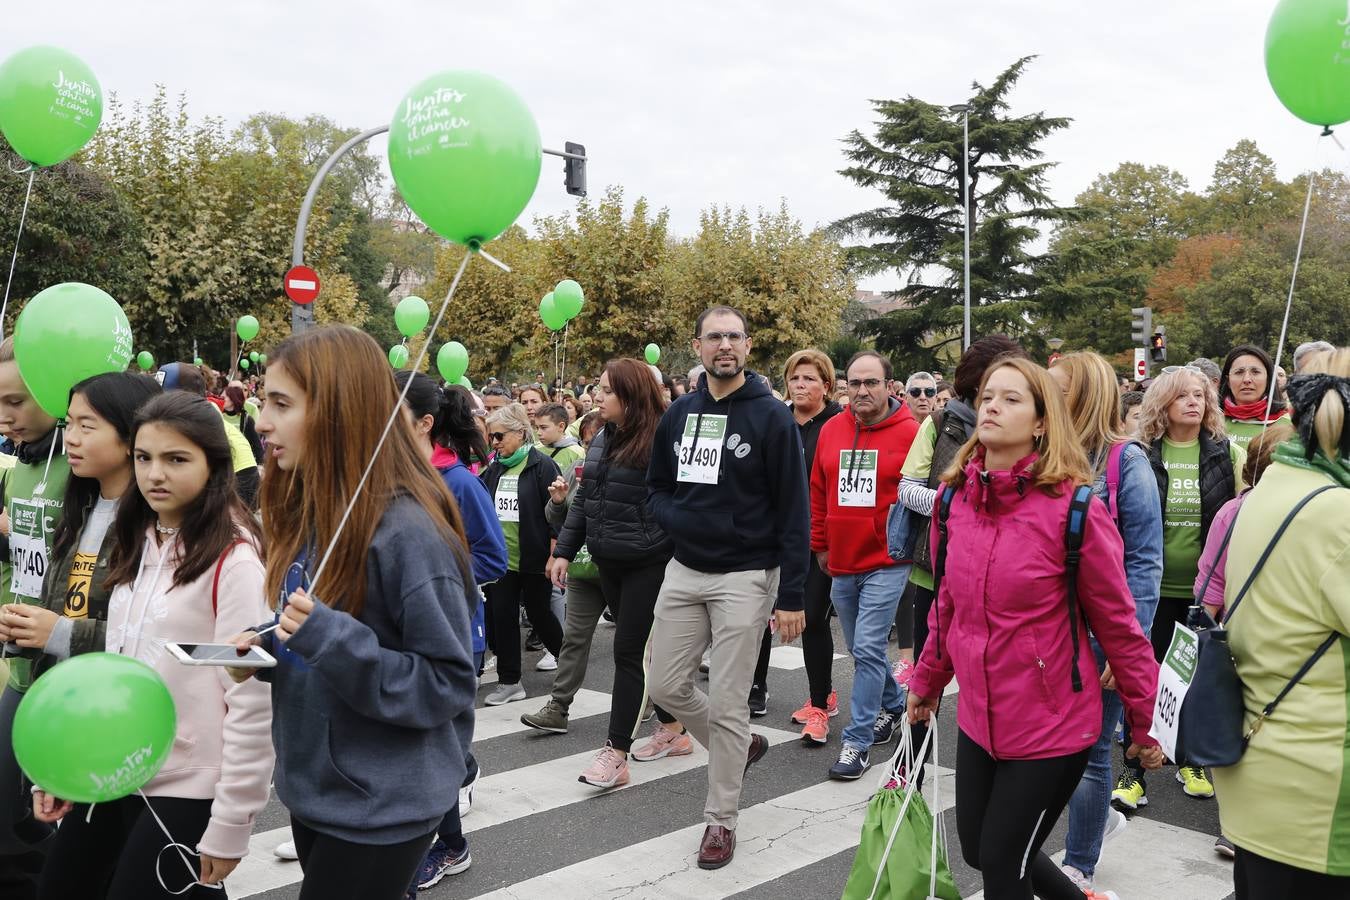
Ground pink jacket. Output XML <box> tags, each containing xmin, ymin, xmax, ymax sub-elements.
<box><xmin>105</xmin><ymin>529</ymin><xmax>275</xmax><ymax>859</ymax></box>
<box><xmin>1194</xmin><ymin>494</ymin><xmax>1245</xmax><ymax>614</ymax></box>
<box><xmin>909</xmin><ymin>453</ymin><xmax>1159</xmax><ymax>760</ymax></box>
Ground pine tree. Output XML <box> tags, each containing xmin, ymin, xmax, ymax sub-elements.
<box><xmin>833</xmin><ymin>57</ymin><xmax>1077</xmax><ymax>372</ymax></box>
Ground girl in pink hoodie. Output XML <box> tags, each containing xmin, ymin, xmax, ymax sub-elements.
<box><xmin>908</xmin><ymin>358</ymin><xmax>1163</xmax><ymax>900</ymax></box>
<box><xmin>34</xmin><ymin>393</ymin><xmax>274</xmax><ymax>899</ymax></box>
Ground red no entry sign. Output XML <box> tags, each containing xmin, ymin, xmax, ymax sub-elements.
<box><xmin>284</xmin><ymin>265</ymin><xmax>320</xmax><ymax>304</ymax></box>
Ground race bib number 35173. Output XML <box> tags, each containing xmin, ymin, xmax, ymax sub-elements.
<box><xmin>677</xmin><ymin>415</ymin><xmax>727</xmax><ymax>484</ymax></box>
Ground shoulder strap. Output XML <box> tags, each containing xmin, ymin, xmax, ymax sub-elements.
<box><xmin>1194</xmin><ymin>509</ymin><xmax>1241</xmax><ymax>609</ymax></box>
<box><xmin>1223</xmin><ymin>484</ymin><xmax>1339</xmax><ymax>624</ymax></box>
<box><xmin>1063</xmin><ymin>485</ymin><xmax>1095</xmax><ymax>693</ymax></box>
<box><xmin>1104</xmin><ymin>442</ymin><xmax>1127</xmax><ymax>523</ymax></box>
<box><xmin>212</xmin><ymin>539</ymin><xmax>248</xmax><ymax>617</ymax></box>
<box><xmin>930</xmin><ymin>484</ymin><xmax>958</xmax><ymax>662</ymax></box>
<box><xmin>1250</xmin><ymin>633</ymin><xmax>1340</xmax><ymax>742</ymax></box>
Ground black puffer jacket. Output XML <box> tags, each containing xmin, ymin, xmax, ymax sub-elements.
<box><xmin>554</xmin><ymin>425</ymin><xmax>672</xmax><ymax>563</ymax></box>
<box><xmin>1147</xmin><ymin>429</ymin><xmax>1237</xmax><ymax>546</ymax></box>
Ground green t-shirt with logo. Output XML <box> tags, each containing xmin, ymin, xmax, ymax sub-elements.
<box><xmin>493</xmin><ymin>457</ymin><xmax>528</xmax><ymax>572</ymax></box>
<box><xmin>1160</xmin><ymin>437</ymin><xmax>1203</xmax><ymax>599</ymax></box>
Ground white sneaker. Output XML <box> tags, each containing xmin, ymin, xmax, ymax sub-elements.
<box><xmin>1103</xmin><ymin>807</ymin><xmax>1127</xmax><ymax>846</ymax></box>
<box><xmin>482</xmin><ymin>655</ymin><xmax>497</xmax><ymax>673</ymax></box>
<box><xmin>1061</xmin><ymin>864</ymin><xmax>1091</xmax><ymax>890</ymax></box>
<box><xmin>460</xmin><ymin>765</ymin><xmax>480</xmax><ymax>817</ymax></box>
<box><xmin>536</xmin><ymin>652</ymin><xmax>558</xmax><ymax>672</ymax></box>
<box><xmin>485</xmin><ymin>682</ymin><xmax>526</xmax><ymax>705</ymax></box>
<box><xmin>274</xmin><ymin>839</ymin><xmax>298</xmax><ymax>861</ymax></box>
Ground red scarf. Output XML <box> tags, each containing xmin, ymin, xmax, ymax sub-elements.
<box><xmin>1222</xmin><ymin>396</ymin><xmax>1287</xmax><ymax>422</ymax></box>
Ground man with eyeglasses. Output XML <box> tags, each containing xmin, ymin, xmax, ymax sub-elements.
<box><xmin>903</xmin><ymin>371</ymin><xmax>938</xmax><ymax>425</ymax></box>
<box><xmin>646</xmin><ymin>305</ymin><xmax>808</xmax><ymax>871</ymax></box>
<box><xmin>810</xmin><ymin>351</ymin><xmax>919</xmax><ymax>780</ymax></box>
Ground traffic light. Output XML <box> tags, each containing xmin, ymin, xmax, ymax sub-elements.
<box><xmin>1130</xmin><ymin>307</ymin><xmax>1152</xmax><ymax>345</ymax></box>
<box><xmin>1150</xmin><ymin>331</ymin><xmax>1167</xmax><ymax>363</ymax></box>
<box><xmin>564</xmin><ymin>141</ymin><xmax>587</xmax><ymax>197</ymax></box>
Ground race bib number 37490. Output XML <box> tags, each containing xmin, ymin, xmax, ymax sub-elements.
<box><xmin>677</xmin><ymin>415</ymin><xmax>727</xmax><ymax>484</ymax></box>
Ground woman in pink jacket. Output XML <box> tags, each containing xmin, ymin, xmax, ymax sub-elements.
<box><xmin>34</xmin><ymin>393</ymin><xmax>274</xmax><ymax>899</ymax></box>
<box><xmin>908</xmin><ymin>357</ymin><xmax>1163</xmax><ymax>900</ymax></box>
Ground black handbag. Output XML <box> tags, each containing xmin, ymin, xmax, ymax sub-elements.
<box><xmin>1178</xmin><ymin>484</ymin><xmax>1341</xmax><ymax>768</ymax></box>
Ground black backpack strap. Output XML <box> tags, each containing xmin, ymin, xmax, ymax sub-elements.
<box><xmin>1063</xmin><ymin>485</ymin><xmax>1094</xmax><ymax>693</ymax></box>
<box><xmin>1247</xmin><ymin>633</ymin><xmax>1339</xmax><ymax>744</ymax></box>
<box><xmin>1194</xmin><ymin>510</ymin><xmax>1240</xmax><ymax>609</ymax></box>
<box><xmin>931</xmin><ymin>484</ymin><xmax>957</xmax><ymax>661</ymax></box>
<box><xmin>1223</xmin><ymin>484</ymin><xmax>1339</xmax><ymax>624</ymax></box>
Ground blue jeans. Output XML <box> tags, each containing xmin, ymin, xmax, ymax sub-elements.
<box><xmin>831</xmin><ymin>564</ymin><xmax>910</xmax><ymax>751</ymax></box>
<box><xmin>1063</xmin><ymin>643</ymin><xmax>1124</xmax><ymax>878</ymax></box>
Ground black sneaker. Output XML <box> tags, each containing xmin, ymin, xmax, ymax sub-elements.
<box><xmin>748</xmin><ymin>685</ymin><xmax>768</xmax><ymax>717</ymax></box>
<box><xmin>871</xmin><ymin>709</ymin><xmax>901</xmax><ymax>746</ymax></box>
<box><xmin>828</xmin><ymin>745</ymin><xmax>870</xmax><ymax>780</ymax></box>
<box><xmin>525</xmin><ymin>629</ymin><xmax>544</xmax><ymax>652</ymax></box>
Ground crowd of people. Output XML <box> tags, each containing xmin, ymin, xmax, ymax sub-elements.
<box><xmin>0</xmin><ymin>309</ymin><xmax>1341</xmax><ymax>900</ymax></box>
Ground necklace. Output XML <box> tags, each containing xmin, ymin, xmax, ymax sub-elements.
<box><xmin>155</xmin><ymin>522</ymin><xmax>179</xmax><ymax>536</ymax></box>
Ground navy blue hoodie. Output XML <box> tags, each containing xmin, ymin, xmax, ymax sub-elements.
<box><xmin>646</xmin><ymin>370</ymin><xmax>809</xmax><ymax>610</ymax></box>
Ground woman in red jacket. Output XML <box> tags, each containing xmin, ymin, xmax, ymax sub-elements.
<box><xmin>908</xmin><ymin>356</ymin><xmax>1163</xmax><ymax>900</ymax></box>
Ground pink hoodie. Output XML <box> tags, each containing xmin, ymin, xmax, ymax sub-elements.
<box><xmin>105</xmin><ymin>529</ymin><xmax>275</xmax><ymax>859</ymax></box>
<box><xmin>909</xmin><ymin>452</ymin><xmax>1159</xmax><ymax>760</ymax></box>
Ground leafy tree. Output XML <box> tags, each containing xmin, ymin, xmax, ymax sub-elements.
<box><xmin>834</xmin><ymin>57</ymin><xmax>1077</xmax><ymax>372</ymax></box>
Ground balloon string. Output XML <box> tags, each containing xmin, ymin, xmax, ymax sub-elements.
<box><xmin>1262</xmin><ymin>129</ymin><xmax>1325</xmax><ymax>434</ymax></box>
<box><xmin>138</xmin><ymin>790</ymin><xmax>225</xmax><ymax>894</ymax></box>
<box><xmin>560</xmin><ymin>323</ymin><xmax>569</xmax><ymax>399</ymax></box>
<box><xmin>308</xmin><ymin>248</ymin><xmax>474</xmax><ymax>596</ymax></box>
<box><xmin>0</xmin><ymin>168</ymin><xmax>36</xmax><ymax>337</ymax></box>
<box><xmin>34</xmin><ymin>425</ymin><xmax>62</xmax><ymax>496</ymax></box>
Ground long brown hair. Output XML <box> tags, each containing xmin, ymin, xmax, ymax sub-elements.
<box><xmin>943</xmin><ymin>356</ymin><xmax>1091</xmax><ymax>494</ymax></box>
<box><xmin>260</xmin><ymin>326</ymin><xmax>471</xmax><ymax>617</ymax></box>
<box><xmin>603</xmin><ymin>358</ymin><xmax>666</xmax><ymax>469</ymax></box>
<box><xmin>106</xmin><ymin>393</ymin><xmax>262</xmax><ymax>589</ymax></box>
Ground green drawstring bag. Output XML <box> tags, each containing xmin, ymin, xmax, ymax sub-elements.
<box><xmin>568</xmin><ymin>543</ymin><xmax>599</xmax><ymax>581</ymax></box>
<box><xmin>842</xmin><ymin>720</ymin><xmax>961</xmax><ymax>900</ymax></box>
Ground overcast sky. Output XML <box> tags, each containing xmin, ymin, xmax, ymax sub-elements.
<box><xmin>9</xmin><ymin>0</ymin><xmax>1339</xmax><ymax>289</ymax></box>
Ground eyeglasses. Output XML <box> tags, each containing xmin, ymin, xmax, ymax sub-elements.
<box><xmin>1162</xmin><ymin>365</ymin><xmax>1202</xmax><ymax>375</ymax></box>
<box><xmin>697</xmin><ymin>331</ymin><xmax>747</xmax><ymax>345</ymax></box>
<box><xmin>488</xmin><ymin>432</ymin><xmax>508</xmax><ymax>442</ymax></box>
<box><xmin>1230</xmin><ymin>366</ymin><xmax>1265</xmax><ymax>379</ymax></box>
<box><xmin>847</xmin><ymin>378</ymin><xmax>885</xmax><ymax>390</ymax></box>
<box><xmin>908</xmin><ymin>387</ymin><xmax>937</xmax><ymax>398</ymax></box>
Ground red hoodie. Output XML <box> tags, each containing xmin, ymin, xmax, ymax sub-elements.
<box><xmin>809</xmin><ymin>400</ymin><xmax>918</xmax><ymax>574</ymax></box>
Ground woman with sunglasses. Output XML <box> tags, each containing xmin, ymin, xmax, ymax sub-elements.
<box><xmin>1118</xmin><ymin>365</ymin><xmax>1245</xmax><ymax>810</ymax></box>
<box><xmin>480</xmin><ymin>402</ymin><xmax>564</xmax><ymax>705</ymax></box>
<box><xmin>1219</xmin><ymin>344</ymin><xmax>1290</xmax><ymax>452</ymax></box>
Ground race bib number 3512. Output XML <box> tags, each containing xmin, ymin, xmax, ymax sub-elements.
<box><xmin>677</xmin><ymin>415</ymin><xmax>727</xmax><ymax>484</ymax></box>
<box><xmin>495</xmin><ymin>476</ymin><xmax>521</xmax><ymax>523</ymax></box>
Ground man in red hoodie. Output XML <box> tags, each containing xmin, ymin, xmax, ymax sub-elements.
<box><xmin>811</xmin><ymin>351</ymin><xmax>918</xmax><ymax>779</ymax></box>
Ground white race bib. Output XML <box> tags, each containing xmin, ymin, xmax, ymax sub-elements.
<box><xmin>677</xmin><ymin>415</ymin><xmax>727</xmax><ymax>484</ymax></box>
<box><xmin>837</xmin><ymin>449</ymin><xmax>878</xmax><ymax>507</ymax></box>
<box><xmin>495</xmin><ymin>476</ymin><xmax>521</xmax><ymax>523</ymax></box>
<box><xmin>1148</xmin><ymin>623</ymin><xmax>1197</xmax><ymax>762</ymax></box>
<box><xmin>9</xmin><ymin>499</ymin><xmax>49</xmax><ymax>599</ymax></box>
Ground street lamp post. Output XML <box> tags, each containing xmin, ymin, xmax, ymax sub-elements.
<box><xmin>949</xmin><ymin>104</ymin><xmax>971</xmax><ymax>350</ymax></box>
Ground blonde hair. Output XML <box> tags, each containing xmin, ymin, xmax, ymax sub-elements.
<box><xmin>1056</xmin><ymin>352</ymin><xmax>1129</xmax><ymax>471</ymax></box>
<box><xmin>1300</xmin><ymin>348</ymin><xmax>1350</xmax><ymax>461</ymax></box>
<box><xmin>1137</xmin><ymin>368</ymin><xmax>1227</xmax><ymax>445</ymax></box>
<box><xmin>782</xmin><ymin>349</ymin><xmax>834</xmax><ymax>390</ymax></box>
<box><xmin>943</xmin><ymin>356</ymin><xmax>1091</xmax><ymax>494</ymax></box>
<box><xmin>486</xmin><ymin>401</ymin><xmax>535</xmax><ymax>443</ymax></box>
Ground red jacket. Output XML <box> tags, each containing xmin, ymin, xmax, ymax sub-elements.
<box><xmin>909</xmin><ymin>452</ymin><xmax>1160</xmax><ymax>760</ymax></box>
<box><xmin>809</xmin><ymin>400</ymin><xmax>918</xmax><ymax>574</ymax></box>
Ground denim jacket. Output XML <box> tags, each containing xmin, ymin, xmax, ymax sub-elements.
<box><xmin>1090</xmin><ymin>442</ymin><xmax>1163</xmax><ymax>636</ymax></box>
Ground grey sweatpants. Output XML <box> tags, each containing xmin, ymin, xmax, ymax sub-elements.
<box><xmin>549</xmin><ymin>577</ymin><xmax>607</xmax><ymax>710</ymax></box>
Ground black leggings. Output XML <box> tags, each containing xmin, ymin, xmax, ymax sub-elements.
<box><xmin>751</xmin><ymin>554</ymin><xmax>835</xmax><ymax>708</ymax></box>
<box><xmin>596</xmin><ymin>556</ymin><xmax>675</xmax><ymax>751</ymax></box>
<box><xmin>893</xmin><ymin>579</ymin><xmax>916</xmax><ymax>649</ymax></box>
<box><xmin>1234</xmin><ymin>845</ymin><xmax>1350</xmax><ymax>899</ymax></box>
<box><xmin>955</xmin><ymin>729</ymin><xmax>1091</xmax><ymax>900</ymax></box>
<box><xmin>292</xmin><ymin>817</ymin><xmax>434</xmax><ymax>900</ymax></box>
<box><xmin>485</xmin><ymin>571</ymin><xmax>563</xmax><ymax>685</ymax></box>
<box><xmin>38</xmin><ymin>795</ymin><xmax>216</xmax><ymax>900</ymax></box>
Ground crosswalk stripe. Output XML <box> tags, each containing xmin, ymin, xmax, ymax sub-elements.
<box><xmin>469</xmin><ymin>762</ymin><xmax>956</xmax><ymax>899</ymax></box>
<box><xmin>473</xmin><ymin>688</ymin><xmax>612</xmax><ymax>742</ymax></box>
<box><xmin>767</xmin><ymin>645</ymin><xmax>845</xmax><ymax>670</ymax></box>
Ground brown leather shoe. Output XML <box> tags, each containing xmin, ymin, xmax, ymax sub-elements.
<box><xmin>745</xmin><ymin>733</ymin><xmax>768</xmax><ymax>772</ymax></box>
<box><xmin>697</xmin><ymin>824</ymin><xmax>736</xmax><ymax>869</ymax></box>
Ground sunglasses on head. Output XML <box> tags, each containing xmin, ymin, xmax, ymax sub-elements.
<box><xmin>908</xmin><ymin>387</ymin><xmax>937</xmax><ymax>398</ymax></box>
<box><xmin>1161</xmin><ymin>365</ymin><xmax>1203</xmax><ymax>375</ymax></box>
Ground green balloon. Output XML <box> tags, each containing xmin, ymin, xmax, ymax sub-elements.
<box><xmin>14</xmin><ymin>282</ymin><xmax>132</xmax><ymax>419</ymax></box>
<box><xmin>539</xmin><ymin>292</ymin><xmax>567</xmax><ymax>331</ymax></box>
<box><xmin>395</xmin><ymin>296</ymin><xmax>431</xmax><ymax>338</ymax></box>
<box><xmin>236</xmin><ymin>315</ymin><xmax>260</xmax><ymax>342</ymax></box>
<box><xmin>247</xmin><ymin>351</ymin><xmax>259</xmax><ymax>364</ymax></box>
<box><xmin>193</xmin><ymin>357</ymin><xmax>203</xmax><ymax>366</ymax></box>
<box><xmin>13</xmin><ymin>653</ymin><xmax>176</xmax><ymax>804</ymax></box>
<box><xmin>239</xmin><ymin>358</ymin><xmax>250</xmax><ymax>371</ymax></box>
<box><xmin>1266</xmin><ymin>0</ymin><xmax>1350</xmax><ymax>127</ymax></box>
<box><xmin>644</xmin><ymin>343</ymin><xmax>661</xmax><ymax>365</ymax></box>
<box><xmin>259</xmin><ymin>353</ymin><xmax>267</xmax><ymax>366</ymax></box>
<box><xmin>554</xmin><ymin>280</ymin><xmax>584</xmax><ymax>319</ymax></box>
<box><xmin>436</xmin><ymin>341</ymin><xmax>469</xmax><ymax>382</ymax></box>
<box><xmin>135</xmin><ymin>351</ymin><xmax>153</xmax><ymax>371</ymax></box>
<box><xmin>389</xmin><ymin>344</ymin><xmax>410</xmax><ymax>368</ymax></box>
<box><xmin>388</xmin><ymin>70</ymin><xmax>542</xmax><ymax>248</ymax></box>
<box><xmin>457</xmin><ymin>375</ymin><xmax>474</xmax><ymax>389</ymax></box>
<box><xmin>0</xmin><ymin>46</ymin><xmax>103</xmax><ymax>167</ymax></box>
